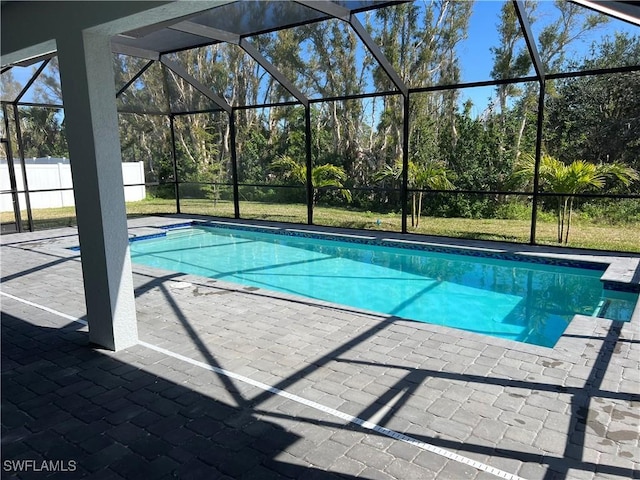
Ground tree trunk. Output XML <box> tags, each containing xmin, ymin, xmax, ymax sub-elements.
<box><xmin>515</xmin><ymin>111</ymin><xmax>527</xmax><ymax>157</ymax></box>
<box><xmin>556</xmin><ymin>198</ymin><xmax>563</xmax><ymax>243</ymax></box>
<box><xmin>411</xmin><ymin>193</ymin><xmax>416</xmax><ymax>228</ymax></box>
<box><xmin>560</xmin><ymin>196</ymin><xmax>570</xmax><ymax>243</ymax></box>
<box><xmin>564</xmin><ymin>197</ymin><xmax>574</xmax><ymax>244</ymax></box>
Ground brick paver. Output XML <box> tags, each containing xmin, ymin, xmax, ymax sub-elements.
<box><xmin>1</xmin><ymin>216</ymin><xmax>638</xmax><ymax>479</ymax></box>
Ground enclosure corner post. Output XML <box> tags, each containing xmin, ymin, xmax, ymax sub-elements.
<box><xmin>514</xmin><ymin>0</ymin><xmax>546</xmax><ymax>246</ymax></box>
<box><xmin>12</xmin><ymin>103</ymin><xmax>33</xmax><ymax>231</ymax></box>
<box><xmin>169</xmin><ymin>113</ymin><xmax>180</xmax><ymax>214</ymax></box>
<box><xmin>305</xmin><ymin>105</ymin><xmax>313</xmax><ymax>225</ymax></box>
<box><xmin>529</xmin><ymin>81</ymin><xmax>546</xmax><ymax>245</ymax></box>
<box><xmin>401</xmin><ymin>94</ymin><xmax>410</xmax><ymax>234</ymax></box>
<box><xmin>2</xmin><ymin>103</ymin><xmax>23</xmax><ymax>232</ymax></box>
<box><xmin>229</xmin><ymin>109</ymin><xmax>240</xmax><ymax>219</ymax></box>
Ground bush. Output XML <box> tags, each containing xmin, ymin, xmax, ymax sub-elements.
<box><xmin>238</xmin><ymin>186</ymin><xmax>280</xmax><ymax>202</ymax></box>
<box><xmin>495</xmin><ymin>200</ymin><xmax>530</xmax><ymax>220</ymax></box>
<box><xmin>425</xmin><ymin>193</ymin><xmax>494</xmax><ymax>219</ymax></box>
<box><xmin>146</xmin><ymin>184</ymin><xmax>175</xmax><ymax>200</ymax></box>
<box><xmin>578</xmin><ymin>198</ymin><xmax>640</xmax><ymax>225</ymax></box>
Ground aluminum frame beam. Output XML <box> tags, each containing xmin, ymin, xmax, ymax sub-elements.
<box><xmin>12</xmin><ymin>104</ymin><xmax>34</xmax><ymax>231</ymax></box>
<box><xmin>239</xmin><ymin>38</ymin><xmax>308</xmax><ymax>107</ymax></box>
<box><xmin>1</xmin><ymin>104</ymin><xmax>23</xmax><ymax>232</ymax></box>
<box><xmin>570</xmin><ymin>0</ymin><xmax>640</xmax><ymax>26</ymax></box>
<box><xmin>111</xmin><ymin>40</ymin><xmax>160</xmax><ymax>61</ymax></box>
<box><xmin>15</xmin><ymin>58</ymin><xmax>50</xmax><ymax>103</ymax></box>
<box><xmin>168</xmin><ymin>21</ymin><xmax>309</xmax><ymax>107</ymax></box>
<box><xmin>160</xmin><ymin>55</ymin><xmax>231</xmax><ymax>113</ymax></box>
<box><xmin>297</xmin><ymin>0</ymin><xmax>350</xmax><ymax>21</ymax></box>
<box><xmin>513</xmin><ymin>0</ymin><xmax>546</xmax><ymax>245</ymax></box>
<box><xmin>169</xmin><ymin>21</ymin><xmax>240</xmax><ymax>44</ymax></box>
<box><xmin>169</xmin><ymin>114</ymin><xmax>181</xmax><ymax>214</ymax></box>
<box><xmin>116</xmin><ymin>60</ymin><xmax>154</xmax><ymax>98</ymax></box>
<box><xmin>513</xmin><ymin>0</ymin><xmax>545</xmax><ymax>81</ymax></box>
<box><xmin>2</xmin><ymin>50</ymin><xmax>57</xmax><ymax>69</ymax></box>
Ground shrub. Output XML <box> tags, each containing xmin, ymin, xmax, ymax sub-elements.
<box><xmin>495</xmin><ymin>200</ymin><xmax>531</xmax><ymax>220</ymax></box>
<box><xmin>578</xmin><ymin>198</ymin><xmax>640</xmax><ymax>225</ymax></box>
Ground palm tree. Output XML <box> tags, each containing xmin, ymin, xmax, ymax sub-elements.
<box><xmin>270</xmin><ymin>155</ymin><xmax>352</xmax><ymax>205</ymax></box>
<box><xmin>513</xmin><ymin>154</ymin><xmax>638</xmax><ymax>244</ymax></box>
<box><xmin>374</xmin><ymin>159</ymin><xmax>453</xmax><ymax>228</ymax></box>
<box><xmin>412</xmin><ymin>161</ymin><xmax>455</xmax><ymax>227</ymax></box>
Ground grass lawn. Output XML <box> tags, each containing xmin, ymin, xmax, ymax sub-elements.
<box><xmin>3</xmin><ymin>197</ymin><xmax>639</xmax><ymax>253</ymax></box>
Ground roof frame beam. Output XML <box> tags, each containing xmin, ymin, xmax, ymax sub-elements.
<box><xmin>570</xmin><ymin>0</ymin><xmax>640</xmax><ymax>27</ymax></box>
<box><xmin>169</xmin><ymin>21</ymin><xmax>308</xmax><ymax>107</ymax></box>
<box><xmin>116</xmin><ymin>60</ymin><xmax>155</xmax><ymax>98</ymax></box>
<box><xmin>297</xmin><ymin>0</ymin><xmax>350</xmax><ymax>21</ymax></box>
<box><xmin>160</xmin><ymin>56</ymin><xmax>231</xmax><ymax>113</ymax></box>
<box><xmin>513</xmin><ymin>0</ymin><xmax>545</xmax><ymax>82</ymax></box>
<box><xmin>7</xmin><ymin>51</ymin><xmax>57</xmax><ymax>69</ymax></box>
<box><xmin>296</xmin><ymin>0</ymin><xmax>408</xmax><ymax>96</ymax></box>
<box><xmin>239</xmin><ymin>39</ymin><xmax>308</xmax><ymax>107</ymax></box>
<box><xmin>111</xmin><ymin>40</ymin><xmax>160</xmax><ymax>61</ymax></box>
<box><xmin>168</xmin><ymin>21</ymin><xmax>241</xmax><ymax>45</ymax></box>
<box><xmin>15</xmin><ymin>58</ymin><xmax>51</xmax><ymax>103</ymax></box>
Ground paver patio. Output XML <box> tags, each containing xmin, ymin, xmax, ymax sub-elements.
<box><xmin>1</xmin><ymin>215</ymin><xmax>638</xmax><ymax>479</ymax></box>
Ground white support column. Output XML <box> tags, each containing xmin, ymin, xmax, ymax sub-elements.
<box><xmin>56</xmin><ymin>30</ymin><xmax>138</xmax><ymax>351</ymax></box>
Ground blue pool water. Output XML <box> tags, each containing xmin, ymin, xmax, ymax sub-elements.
<box><xmin>129</xmin><ymin>224</ymin><xmax>638</xmax><ymax>347</ymax></box>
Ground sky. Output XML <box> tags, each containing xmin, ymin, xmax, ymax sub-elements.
<box><xmin>457</xmin><ymin>0</ymin><xmax>639</xmax><ymax>115</ymax></box>
<box><xmin>2</xmin><ymin>0</ymin><xmax>639</xmax><ymax>116</ymax></box>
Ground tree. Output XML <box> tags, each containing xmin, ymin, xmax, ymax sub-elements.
<box><xmin>438</xmin><ymin>102</ymin><xmax>511</xmax><ymax>217</ymax></box>
<box><xmin>490</xmin><ymin>1</ymin><xmax>533</xmax><ymax>116</ymax></box>
<box><xmin>270</xmin><ymin>155</ymin><xmax>352</xmax><ymax>205</ymax></box>
<box><xmin>115</xmin><ymin>57</ymin><xmax>175</xmax><ymax>190</ymax></box>
<box><xmin>513</xmin><ymin>154</ymin><xmax>638</xmax><ymax>244</ymax></box>
<box><xmin>3</xmin><ymin>59</ymin><xmax>68</xmax><ymax>159</ymax></box>
<box><xmin>118</xmin><ymin>113</ymin><xmax>172</xmax><ymax>187</ymax></box>
<box><xmin>1</xmin><ymin>69</ymin><xmax>23</xmax><ymax>102</ymax></box>
<box><xmin>372</xmin><ymin>1</ymin><xmax>472</xmax><ymax>164</ymax></box>
<box><xmin>374</xmin><ymin>158</ymin><xmax>453</xmax><ymax>227</ymax></box>
<box><xmin>490</xmin><ymin>1</ymin><xmax>609</xmax><ymax>159</ymax></box>
<box><xmin>545</xmin><ymin>33</ymin><xmax>640</xmax><ymax>172</ymax></box>
<box><xmin>19</xmin><ymin>107</ymin><xmax>68</xmax><ymax>158</ymax></box>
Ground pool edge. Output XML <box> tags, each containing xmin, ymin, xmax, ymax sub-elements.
<box><xmin>128</xmin><ymin>217</ymin><xmax>640</xmax><ymax>351</ymax></box>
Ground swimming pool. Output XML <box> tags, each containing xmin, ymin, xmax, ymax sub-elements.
<box><xmin>129</xmin><ymin>222</ymin><xmax>638</xmax><ymax>347</ymax></box>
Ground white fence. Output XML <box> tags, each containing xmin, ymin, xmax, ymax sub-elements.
<box><xmin>1</xmin><ymin>160</ymin><xmax>145</xmax><ymax>212</ymax></box>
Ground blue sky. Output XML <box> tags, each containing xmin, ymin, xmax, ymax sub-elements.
<box><xmin>462</xmin><ymin>0</ymin><xmax>639</xmax><ymax>78</ymax></box>
<box><xmin>4</xmin><ymin>0</ymin><xmax>638</xmax><ymax>114</ymax></box>
<box><xmin>458</xmin><ymin>0</ymin><xmax>639</xmax><ymax>115</ymax></box>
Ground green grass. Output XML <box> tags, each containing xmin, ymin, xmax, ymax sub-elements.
<box><xmin>3</xmin><ymin>197</ymin><xmax>639</xmax><ymax>253</ymax></box>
